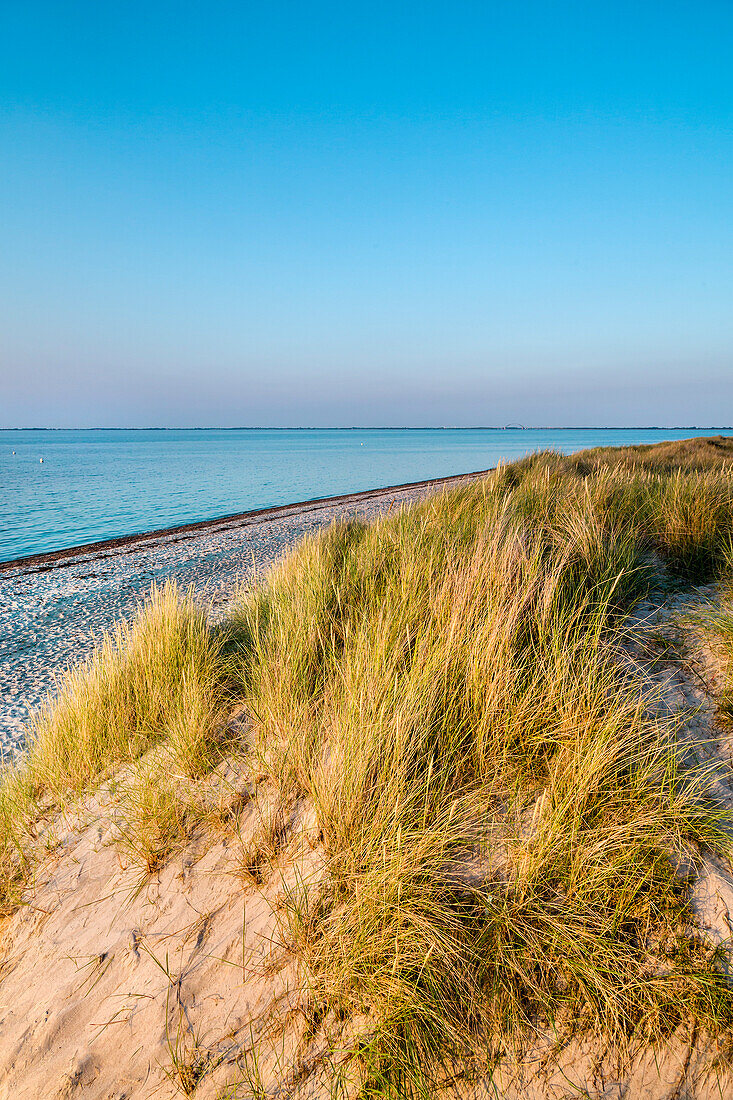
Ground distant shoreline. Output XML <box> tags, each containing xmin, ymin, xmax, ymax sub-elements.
<box><xmin>1</xmin><ymin>467</ymin><xmax>490</xmax><ymax>575</ymax></box>
<box><xmin>3</xmin><ymin>426</ymin><xmax>731</xmax><ymax>432</ymax></box>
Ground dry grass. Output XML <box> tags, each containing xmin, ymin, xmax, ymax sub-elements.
<box><xmin>0</xmin><ymin>583</ymin><xmax>236</xmax><ymax>910</ymax></box>
<box><xmin>566</xmin><ymin>433</ymin><xmax>733</xmax><ymax>472</ymax></box>
<box><xmin>233</xmin><ymin>475</ymin><xmax>733</xmax><ymax>1094</ymax></box>
<box><xmin>113</xmin><ymin>755</ymin><xmax>193</xmax><ymax>874</ymax></box>
<box><xmin>3</xmin><ymin>438</ymin><xmax>733</xmax><ymax>1094</ymax></box>
<box><xmin>698</xmin><ymin>584</ymin><xmax>733</xmax><ymax>728</ymax></box>
<box><xmin>28</xmin><ymin>581</ymin><xmax>228</xmax><ymax>799</ymax></box>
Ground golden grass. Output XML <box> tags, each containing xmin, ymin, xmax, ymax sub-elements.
<box><xmin>698</xmin><ymin>582</ymin><xmax>733</xmax><ymax>729</ymax></box>
<box><xmin>566</xmin><ymin>432</ymin><xmax>733</xmax><ymax>472</ymax></box>
<box><xmin>28</xmin><ymin>582</ymin><xmax>226</xmax><ymax>799</ymax></box>
<box><xmin>236</xmin><ymin>486</ymin><xmax>733</xmax><ymax>1094</ymax></box>
<box><xmin>4</xmin><ymin>438</ymin><xmax>733</xmax><ymax>1094</ymax></box>
<box><xmin>0</xmin><ymin>583</ymin><xmax>233</xmax><ymax>910</ymax></box>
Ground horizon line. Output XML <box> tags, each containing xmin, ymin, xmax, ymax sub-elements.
<box><xmin>2</xmin><ymin>426</ymin><xmax>732</xmax><ymax>433</ymax></box>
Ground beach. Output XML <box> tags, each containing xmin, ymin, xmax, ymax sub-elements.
<box><xmin>3</xmin><ymin>438</ymin><xmax>733</xmax><ymax>1098</ymax></box>
<box><xmin>0</xmin><ymin>470</ymin><xmax>485</xmax><ymax>756</ymax></box>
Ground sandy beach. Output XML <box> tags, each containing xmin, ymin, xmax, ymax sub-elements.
<box><xmin>0</xmin><ymin>470</ymin><xmax>486</xmax><ymax>755</ymax></box>
<box><xmin>3</xmin><ymin>439</ymin><xmax>733</xmax><ymax>1098</ymax></box>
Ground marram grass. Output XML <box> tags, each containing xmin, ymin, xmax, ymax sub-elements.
<box><xmin>3</xmin><ymin>440</ymin><xmax>733</xmax><ymax>1095</ymax></box>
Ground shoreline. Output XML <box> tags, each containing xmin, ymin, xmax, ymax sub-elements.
<box><xmin>0</xmin><ymin>468</ymin><xmax>489</xmax><ymax>752</ymax></box>
<box><xmin>1</xmin><ymin>467</ymin><xmax>491</xmax><ymax>575</ymax></box>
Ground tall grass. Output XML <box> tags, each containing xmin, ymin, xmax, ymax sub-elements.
<box><xmin>699</xmin><ymin>582</ymin><xmax>733</xmax><ymax>727</ymax></box>
<box><xmin>3</xmin><ymin>440</ymin><xmax>733</xmax><ymax>1093</ymax></box>
<box><xmin>233</xmin><ymin>476</ymin><xmax>733</xmax><ymax>1094</ymax></box>
<box><xmin>28</xmin><ymin>582</ymin><xmax>228</xmax><ymax>798</ymax></box>
<box><xmin>569</xmin><ymin>432</ymin><xmax>733</xmax><ymax>472</ymax></box>
<box><xmin>0</xmin><ymin>583</ymin><xmax>233</xmax><ymax>910</ymax></box>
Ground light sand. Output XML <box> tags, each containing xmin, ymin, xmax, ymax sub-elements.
<box><xmin>2</xmin><ymin>585</ymin><xmax>733</xmax><ymax>1097</ymax></box>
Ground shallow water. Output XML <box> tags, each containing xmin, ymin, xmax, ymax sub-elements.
<box><xmin>1</xmin><ymin>427</ymin><xmax>728</xmax><ymax>563</ymax></box>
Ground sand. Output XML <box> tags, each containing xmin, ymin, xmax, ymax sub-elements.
<box><xmin>1</xmin><ymin>582</ymin><xmax>733</xmax><ymax>1097</ymax></box>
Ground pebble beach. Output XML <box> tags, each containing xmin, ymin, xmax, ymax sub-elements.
<box><xmin>0</xmin><ymin>473</ymin><xmax>482</xmax><ymax>757</ymax></box>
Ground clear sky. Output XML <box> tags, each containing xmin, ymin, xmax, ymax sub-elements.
<box><xmin>1</xmin><ymin>1</ymin><xmax>731</xmax><ymax>427</ymax></box>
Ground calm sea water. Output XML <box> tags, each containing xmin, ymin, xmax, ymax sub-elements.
<box><xmin>0</xmin><ymin>428</ymin><xmax>728</xmax><ymax>563</ymax></box>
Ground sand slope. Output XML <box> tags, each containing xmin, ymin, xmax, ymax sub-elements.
<box><xmin>0</xmin><ymin>777</ymin><xmax>328</xmax><ymax>1099</ymax></box>
<box><xmin>3</xmin><ymin>586</ymin><xmax>733</xmax><ymax>1098</ymax></box>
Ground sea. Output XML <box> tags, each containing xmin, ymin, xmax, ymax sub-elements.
<box><xmin>1</xmin><ymin>427</ymin><xmax>729</xmax><ymax>564</ymax></box>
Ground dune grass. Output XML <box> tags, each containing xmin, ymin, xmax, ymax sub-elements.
<box><xmin>698</xmin><ymin>582</ymin><xmax>733</xmax><ymax>729</ymax></box>
<box><xmin>0</xmin><ymin>583</ymin><xmax>237</xmax><ymax>910</ymax></box>
<box><xmin>568</xmin><ymin>432</ymin><xmax>733</xmax><ymax>472</ymax></box>
<box><xmin>233</xmin><ymin>466</ymin><xmax>733</xmax><ymax>1093</ymax></box>
<box><xmin>3</xmin><ymin>439</ymin><xmax>733</xmax><ymax>1093</ymax></box>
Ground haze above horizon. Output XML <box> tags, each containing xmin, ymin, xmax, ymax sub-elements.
<box><xmin>1</xmin><ymin>2</ymin><xmax>731</xmax><ymax>428</ymax></box>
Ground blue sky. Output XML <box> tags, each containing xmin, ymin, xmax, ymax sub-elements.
<box><xmin>1</xmin><ymin>1</ymin><xmax>731</xmax><ymax>427</ymax></box>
